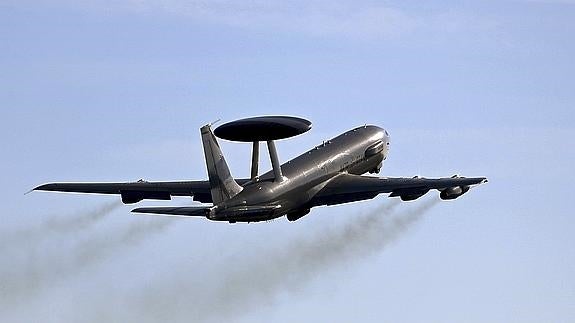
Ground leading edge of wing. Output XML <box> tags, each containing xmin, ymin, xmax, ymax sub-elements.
<box><xmin>32</xmin><ymin>181</ymin><xmax>211</xmax><ymax>195</ymax></box>
<box><xmin>32</xmin><ymin>178</ymin><xmax>253</xmax><ymax>195</ymax></box>
<box><xmin>33</xmin><ymin>180</ymin><xmax>210</xmax><ymax>194</ymax></box>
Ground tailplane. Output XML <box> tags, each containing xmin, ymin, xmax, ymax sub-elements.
<box><xmin>132</xmin><ymin>206</ymin><xmax>211</xmax><ymax>217</ymax></box>
<box><xmin>200</xmin><ymin>124</ymin><xmax>243</xmax><ymax>204</ymax></box>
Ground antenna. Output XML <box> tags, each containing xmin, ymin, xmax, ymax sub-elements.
<box><xmin>212</xmin><ymin>116</ymin><xmax>312</xmax><ymax>182</ymax></box>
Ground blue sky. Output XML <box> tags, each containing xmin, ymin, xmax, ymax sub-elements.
<box><xmin>1</xmin><ymin>1</ymin><xmax>574</xmax><ymax>322</ymax></box>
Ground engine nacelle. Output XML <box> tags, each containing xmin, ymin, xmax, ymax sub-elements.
<box><xmin>400</xmin><ymin>192</ymin><xmax>427</xmax><ymax>201</ymax></box>
<box><xmin>120</xmin><ymin>190</ymin><xmax>171</xmax><ymax>204</ymax></box>
<box><xmin>287</xmin><ymin>209</ymin><xmax>310</xmax><ymax>222</ymax></box>
<box><xmin>440</xmin><ymin>186</ymin><xmax>470</xmax><ymax>200</ymax></box>
<box><xmin>121</xmin><ymin>191</ymin><xmax>144</xmax><ymax>204</ymax></box>
<box><xmin>390</xmin><ymin>188</ymin><xmax>429</xmax><ymax>201</ymax></box>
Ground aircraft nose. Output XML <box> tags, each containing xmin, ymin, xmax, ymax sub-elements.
<box><xmin>366</xmin><ymin>126</ymin><xmax>389</xmax><ymax>149</ymax></box>
<box><xmin>382</xmin><ymin>129</ymin><xmax>390</xmax><ymax>159</ymax></box>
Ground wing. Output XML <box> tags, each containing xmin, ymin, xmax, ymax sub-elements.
<box><xmin>33</xmin><ymin>180</ymin><xmax>248</xmax><ymax>204</ymax></box>
<box><xmin>310</xmin><ymin>174</ymin><xmax>487</xmax><ymax>206</ymax></box>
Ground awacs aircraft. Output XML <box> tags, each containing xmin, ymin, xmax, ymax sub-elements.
<box><xmin>34</xmin><ymin>116</ymin><xmax>487</xmax><ymax>223</ymax></box>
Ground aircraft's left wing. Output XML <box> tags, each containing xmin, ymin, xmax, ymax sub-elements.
<box><xmin>33</xmin><ymin>180</ymin><xmax>223</xmax><ymax>204</ymax></box>
<box><xmin>310</xmin><ymin>174</ymin><xmax>487</xmax><ymax>206</ymax></box>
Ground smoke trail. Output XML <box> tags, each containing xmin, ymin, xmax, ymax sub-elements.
<box><xmin>204</xmin><ymin>198</ymin><xmax>438</xmax><ymax>320</ymax></box>
<box><xmin>0</xmin><ymin>201</ymin><xmax>122</xmax><ymax>252</ymax></box>
<box><xmin>73</xmin><ymin>217</ymin><xmax>175</xmax><ymax>271</ymax></box>
<box><xmin>0</xmin><ymin>217</ymin><xmax>175</xmax><ymax>306</ymax></box>
<box><xmin>43</xmin><ymin>201</ymin><xmax>122</xmax><ymax>232</ymax></box>
<box><xmin>0</xmin><ymin>201</ymin><xmax>123</xmax><ymax>303</ymax></box>
<box><xmin>134</xmin><ymin>198</ymin><xmax>438</xmax><ymax>323</ymax></box>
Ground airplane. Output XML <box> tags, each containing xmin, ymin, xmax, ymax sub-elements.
<box><xmin>33</xmin><ymin>116</ymin><xmax>487</xmax><ymax>223</ymax></box>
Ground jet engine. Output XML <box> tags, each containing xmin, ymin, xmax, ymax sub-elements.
<box><xmin>440</xmin><ymin>186</ymin><xmax>470</xmax><ymax>200</ymax></box>
<box><xmin>120</xmin><ymin>190</ymin><xmax>171</xmax><ymax>204</ymax></box>
<box><xmin>390</xmin><ymin>187</ymin><xmax>429</xmax><ymax>201</ymax></box>
<box><xmin>399</xmin><ymin>192</ymin><xmax>427</xmax><ymax>201</ymax></box>
<box><xmin>287</xmin><ymin>209</ymin><xmax>311</xmax><ymax>221</ymax></box>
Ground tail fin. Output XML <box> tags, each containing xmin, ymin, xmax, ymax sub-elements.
<box><xmin>200</xmin><ymin>124</ymin><xmax>243</xmax><ymax>205</ymax></box>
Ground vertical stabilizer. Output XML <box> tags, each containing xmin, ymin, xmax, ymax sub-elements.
<box><xmin>200</xmin><ymin>124</ymin><xmax>243</xmax><ymax>205</ymax></box>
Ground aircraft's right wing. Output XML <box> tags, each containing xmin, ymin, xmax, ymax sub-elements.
<box><xmin>310</xmin><ymin>174</ymin><xmax>487</xmax><ymax>206</ymax></box>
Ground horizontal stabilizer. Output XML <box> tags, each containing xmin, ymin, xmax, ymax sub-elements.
<box><xmin>132</xmin><ymin>206</ymin><xmax>211</xmax><ymax>217</ymax></box>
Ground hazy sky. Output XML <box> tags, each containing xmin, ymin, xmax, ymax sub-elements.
<box><xmin>1</xmin><ymin>1</ymin><xmax>574</xmax><ymax>322</ymax></box>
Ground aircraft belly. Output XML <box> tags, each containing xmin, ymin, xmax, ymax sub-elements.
<box><xmin>217</xmin><ymin>212</ymin><xmax>283</xmax><ymax>222</ymax></box>
<box><xmin>211</xmin><ymin>205</ymin><xmax>283</xmax><ymax>222</ymax></box>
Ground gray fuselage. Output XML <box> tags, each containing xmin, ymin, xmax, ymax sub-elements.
<box><xmin>211</xmin><ymin>125</ymin><xmax>390</xmax><ymax>222</ymax></box>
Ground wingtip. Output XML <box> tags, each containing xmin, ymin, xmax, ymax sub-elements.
<box><xmin>25</xmin><ymin>184</ymin><xmax>45</xmax><ymax>195</ymax></box>
<box><xmin>32</xmin><ymin>183</ymin><xmax>50</xmax><ymax>191</ymax></box>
